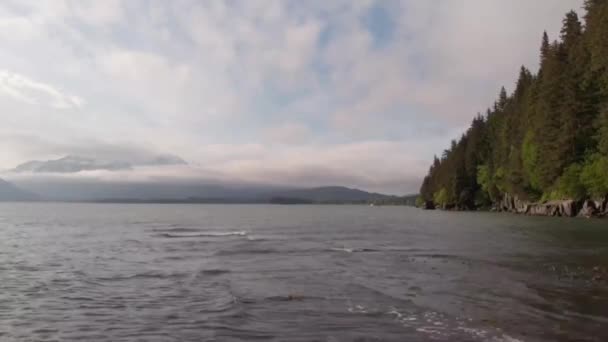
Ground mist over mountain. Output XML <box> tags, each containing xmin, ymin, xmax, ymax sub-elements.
<box><xmin>12</xmin><ymin>178</ymin><xmax>276</xmax><ymax>202</ymax></box>
<box><xmin>5</xmin><ymin>155</ymin><xmax>401</xmax><ymax>203</ymax></box>
<box><xmin>0</xmin><ymin>178</ymin><xmax>39</xmax><ymax>201</ymax></box>
<box><xmin>12</xmin><ymin>178</ymin><xmax>393</xmax><ymax>203</ymax></box>
<box><xmin>141</xmin><ymin>155</ymin><xmax>187</xmax><ymax>167</ymax></box>
<box><xmin>12</xmin><ymin>155</ymin><xmax>187</xmax><ymax>173</ymax></box>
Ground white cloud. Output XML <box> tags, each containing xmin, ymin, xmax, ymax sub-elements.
<box><xmin>0</xmin><ymin>69</ymin><xmax>84</xmax><ymax>108</ymax></box>
<box><xmin>97</xmin><ymin>49</ymin><xmax>192</xmax><ymax>117</ymax></box>
<box><xmin>263</xmin><ymin>122</ymin><xmax>312</xmax><ymax>145</ymax></box>
<box><xmin>68</xmin><ymin>0</ymin><xmax>125</xmax><ymax>27</ymax></box>
<box><xmin>2</xmin><ymin>140</ymin><xmax>433</xmax><ymax>194</ymax></box>
<box><xmin>0</xmin><ymin>0</ymin><xmax>586</xmax><ymax>193</ymax></box>
<box><xmin>277</xmin><ymin>21</ymin><xmax>322</xmax><ymax>75</ymax></box>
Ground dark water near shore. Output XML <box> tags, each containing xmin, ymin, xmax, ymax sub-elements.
<box><xmin>1</xmin><ymin>203</ymin><xmax>607</xmax><ymax>341</ymax></box>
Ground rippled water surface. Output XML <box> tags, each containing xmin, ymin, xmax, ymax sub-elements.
<box><xmin>1</xmin><ymin>203</ymin><xmax>608</xmax><ymax>341</ymax></box>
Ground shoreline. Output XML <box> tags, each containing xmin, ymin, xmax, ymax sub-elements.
<box><xmin>421</xmin><ymin>193</ymin><xmax>608</xmax><ymax>219</ymax></box>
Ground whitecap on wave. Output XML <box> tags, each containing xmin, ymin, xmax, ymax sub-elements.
<box><xmin>329</xmin><ymin>247</ymin><xmax>377</xmax><ymax>253</ymax></box>
<box><xmin>347</xmin><ymin>304</ymin><xmax>523</xmax><ymax>342</ymax></box>
<box><xmin>159</xmin><ymin>231</ymin><xmax>248</xmax><ymax>238</ymax></box>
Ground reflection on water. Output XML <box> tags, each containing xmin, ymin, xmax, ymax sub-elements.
<box><xmin>0</xmin><ymin>203</ymin><xmax>607</xmax><ymax>341</ymax></box>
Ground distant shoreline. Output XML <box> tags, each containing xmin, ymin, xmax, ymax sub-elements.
<box><xmin>0</xmin><ymin>198</ymin><xmax>415</xmax><ymax>206</ymax></box>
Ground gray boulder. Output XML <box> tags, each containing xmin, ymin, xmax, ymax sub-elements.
<box><xmin>526</xmin><ymin>200</ymin><xmax>576</xmax><ymax>217</ymax></box>
<box><xmin>579</xmin><ymin>200</ymin><xmax>598</xmax><ymax>218</ymax></box>
<box><xmin>560</xmin><ymin>200</ymin><xmax>578</xmax><ymax>217</ymax></box>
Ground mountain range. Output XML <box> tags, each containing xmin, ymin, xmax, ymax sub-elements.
<box><xmin>272</xmin><ymin>186</ymin><xmax>392</xmax><ymax>202</ymax></box>
<box><xmin>1</xmin><ymin>155</ymin><xmax>406</xmax><ymax>203</ymax></box>
<box><xmin>0</xmin><ymin>178</ymin><xmax>398</xmax><ymax>204</ymax></box>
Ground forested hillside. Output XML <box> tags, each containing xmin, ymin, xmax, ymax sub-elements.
<box><xmin>419</xmin><ymin>0</ymin><xmax>608</xmax><ymax>210</ymax></box>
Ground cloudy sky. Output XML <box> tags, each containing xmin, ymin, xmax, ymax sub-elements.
<box><xmin>0</xmin><ymin>0</ymin><xmax>584</xmax><ymax>194</ymax></box>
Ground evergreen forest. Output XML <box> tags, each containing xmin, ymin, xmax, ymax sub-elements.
<box><xmin>419</xmin><ymin>1</ymin><xmax>608</xmax><ymax>209</ymax></box>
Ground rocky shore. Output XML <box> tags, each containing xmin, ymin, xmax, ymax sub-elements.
<box><xmin>496</xmin><ymin>193</ymin><xmax>608</xmax><ymax>218</ymax></box>
<box><xmin>422</xmin><ymin>193</ymin><xmax>608</xmax><ymax>218</ymax></box>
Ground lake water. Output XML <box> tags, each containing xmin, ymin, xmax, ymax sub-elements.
<box><xmin>1</xmin><ymin>203</ymin><xmax>607</xmax><ymax>341</ymax></box>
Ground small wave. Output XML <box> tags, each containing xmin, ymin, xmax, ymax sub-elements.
<box><xmin>60</xmin><ymin>296</ymin><xmax>95</xmax><ymax>302</ymax></box>
<box><xmin>383</xmin><ymin>307</ymin><xmax>524</xmax><ymax>342</ymax></box>
<box><xmin>329</xmin><ymin>247</ymin><xmax>378</xmax><ymax>253</ymax></box>
<box><xmin>152</xmin><ymin>227</ymin><xmax>203</xmax><ymax>233</ymax></box>
<box><xmin>158</xmin><ymin>231</ymin><xmax>247</xmax><ymax>238</ymax></box>
<box><xmin>215</xmin><ymin>248</ymin><xmax>277</xmax><ymax>256</ymax></box>
<box><xmin>456</xmin><ymin>327</ymin><xmax>524</xmax><ymax>342</ymax></box>
<box><xmin>15</xmin><ymin>265</ymin><xmax>40</xmax><ymax>272</ymax></box>
<box><xmin>246</xmin><ymin>235</ymin><xmax>270</xmax><ymax>241</ymax></box>
<box><xmin>348</xmin><ymin>304</ymin><xmax>369</xmax><ymax>313</ymax></box>
<box><xmin>94</xmin><ymin>271</ymin><xmax>189</xmax><ymax>282</ymax></box>
<box><xmin>266</xmin><ymin>294</ymin><xmax>325</xmax><ymax>302</ymax></box>
<box><xmin>235</xmin><ymin>294</ymin><xmax>325</xmax><ymax>304</ymax></box>
<box><xmin>198</xmin><ymin>269</ymin><xmax>231</xmax><ymax>276</ymax></box>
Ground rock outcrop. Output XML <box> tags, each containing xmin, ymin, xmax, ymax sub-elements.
<box><xmin>579</xmin><ymin>200</ymin><xmax>598</xmax><ymax>218</ymax></box>
<box><xmin>424</xmin><ymin>193</ymin><xmax>607</xmax><ymax>218</ymax></box>
<box><xmin>578</xmin><ymin>198</ymin><xmax>608</xmax><ymax>218</ymax></box>
<box><xmin>496</xmin><ymin>193</ymin><xmax>607</xmax><ymax>218</ymax></box>
<box><xmin>423</xmin><ymin>201</ymin><xmax>436</xmax><ymax>210</ymax></box>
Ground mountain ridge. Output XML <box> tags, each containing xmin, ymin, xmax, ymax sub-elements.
<box><xmin>269</xmin><ymin>186</ymin><xmax>395</xmax><ymax>202</ymax></box>
<box><xmin>9</xmin><ymin>179</ymin><xmax>397</xmax><ymax>203</ymax></box>
<box><xmin>0</xmin><ymin>178</ymin><xmax>40</xmax><ymax>201</ymax></box>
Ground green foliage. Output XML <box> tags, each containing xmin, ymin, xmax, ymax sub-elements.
<box><xmin>477</xmin><ymin>165</ymin><xmax>491</xmax><ymax>194</ymax></box>
<box><xmin>415</xmin><ymin>196</ymin><xmax>425</xmax><ymax>208</ymax></box>
<box><xmin>494</xmin><ymin>167</ymin><xmax>506</xmax><ymax>193</ymax></box>
<box><xmin>433</xmin><ymin>188</ymin><xmax>449</xmax><ymax>208</ymax></box>
<box><xmin>473</xmin><ymin>189</ymin><xmax>490</xmax><ymax>207</ymax></box>
<box><xmin>580</xmin><ymin>155</ymin><xmax>608</xmax><ymax>198</ymax></box>
<box><xmin>597</xmin><ymin>107</ymin><xmax>608</xmax><ymax>155</ymax></box>
<box><xmin>584</xmin><ymin>0</ymin><xmax>608</xmax><ymax>92</ymax></box>
<box><xmin>555</xmin><ymin>163</ymin><xmax>586</xmax><ymax>200</ymax></box>
<box><xmin>419</xmin><ymin>7</ymin><xmax>608</xmax><ymax>207</ymax></box>
<box><xmin>476</xmin><ymin>165</ymin><xmax>501</xmax><ymax>201</ymax></box>
<box><xmin>521</xmin><ymin>131</ymin><xmax>540</xmax><ymax>189</ymax></box>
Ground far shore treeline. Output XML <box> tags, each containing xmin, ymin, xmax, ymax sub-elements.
<box><xmin>418</xmin><ymin>1</ymin><xmax>608</xmax><ymax>210</ymax></box>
